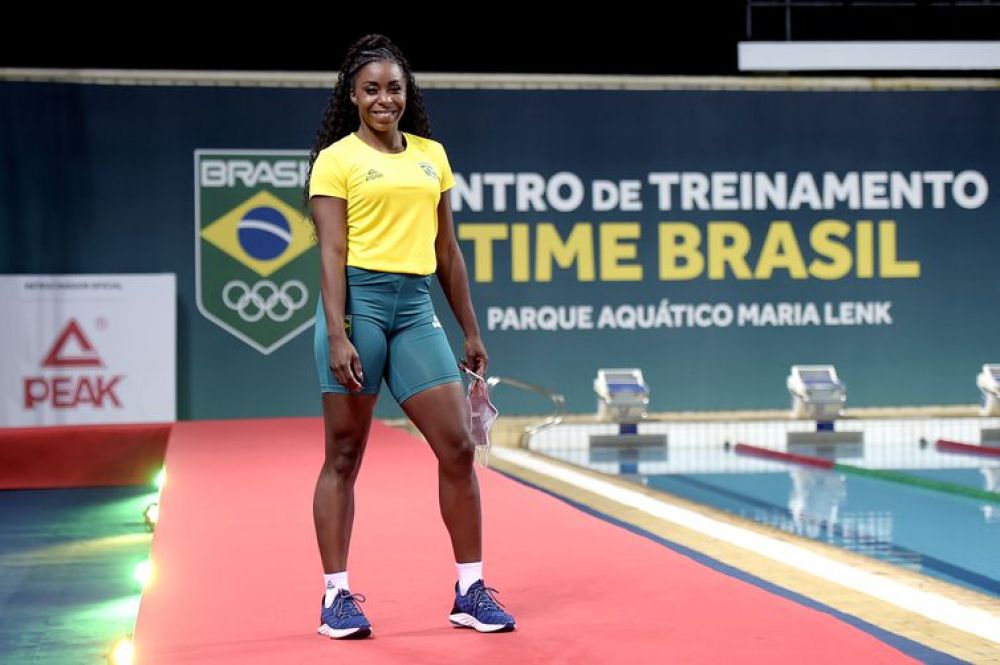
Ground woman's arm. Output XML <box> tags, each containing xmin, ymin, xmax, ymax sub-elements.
<box><xmin>312</xmin><ymin>195</ymin><xmax>363</xmax><ymax>391</ymax></box>
<box><xmin>434</xmin><ymin>192</ymin><xmax>488</xmax><ymax>376</ymax></box>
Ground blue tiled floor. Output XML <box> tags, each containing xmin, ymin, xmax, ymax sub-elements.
<box><xmin>0</xmin><ymin>486</ymin><xmax>155</xmax><ymax>663</ymax></box>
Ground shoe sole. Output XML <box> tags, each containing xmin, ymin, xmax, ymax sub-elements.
<box><xmin>448</xmin><ymin>612</ymin><xmax>515</xmax><ymax>633</ymax></box>
<box><xmin>318</xmin><ymin>624</ymin><xmax>372</xmax><ymax>639</ymax></box>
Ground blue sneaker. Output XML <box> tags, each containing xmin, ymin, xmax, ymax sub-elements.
<box><xmin>318</xmin><ymin>589</ymin><xmax>371</xmax><ymax>639</ymax></box>
<box><xmin>449</xmin><ymin>580</ymin><xmax>516</xmax><ymax>633</ymax></box>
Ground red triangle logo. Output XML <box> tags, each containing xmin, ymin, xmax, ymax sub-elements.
<box><xmin>42</xmin><ymin>319</ymin><xmax>103</xmax><ymax>368</ymax></box>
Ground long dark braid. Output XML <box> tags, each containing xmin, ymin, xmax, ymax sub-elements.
<box><xmin>304</xmin><ymin>34</ymin><xmax>432</xmax><ymax>206</ymax></box>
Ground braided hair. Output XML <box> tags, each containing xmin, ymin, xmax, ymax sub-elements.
<box><xmin>304</xmin><ymin>34</ymin><xmax>432</xmax><ymax>205</ymax></box>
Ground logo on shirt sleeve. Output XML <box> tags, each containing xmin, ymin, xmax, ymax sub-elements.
<box><xmin>418</xmin><ymin>162</ymin><xmax>438</xmax><ymax>180</ymax></box>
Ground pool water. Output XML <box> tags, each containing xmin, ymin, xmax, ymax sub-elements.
<box><xmin>647</xmin><ymin>466</ymin><xmax>1000</xmax><ymax>598</ymax></box>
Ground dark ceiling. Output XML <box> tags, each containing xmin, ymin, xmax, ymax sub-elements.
<box><xmin>4</xmin><ymin>3</ymin><xmax>999</xmax><ymax>76</ymax></box>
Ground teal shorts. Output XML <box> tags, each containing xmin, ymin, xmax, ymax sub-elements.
<box><xmin>314</xmin><ymin>267</ymin><xmax>462</xmax><ymax>404</ymax></box>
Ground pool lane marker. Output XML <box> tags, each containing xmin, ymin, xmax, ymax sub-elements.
<box><xmin>734</xmin><ymin>443</ymin><xmax>1000</xmax><ymax>504</ymax></box>
<box><xmin>937</xmin><ymin>439</ymin><xmax>1000</xmax><ymax>458</ymax></box>
<box><xmin>491</xmin><ymin>446</ymin><xmax>1000</xmax><ymax>645</ymax></box>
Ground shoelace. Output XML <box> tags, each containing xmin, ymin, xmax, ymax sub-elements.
<box><xmin>334</xmin><ymin>592</ymin><xmax>367</xmax><ymax>619</ymax></box>
<box><xmin>470</xmin><ymin>585</ymin><xmax>505</xmax><ymax>613</ymax></box>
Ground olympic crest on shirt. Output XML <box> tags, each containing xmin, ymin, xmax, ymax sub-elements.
<box><xmin>195</xmin><ymin>150</ymin><xmax>319</xmax><ymax>355</ymax></box>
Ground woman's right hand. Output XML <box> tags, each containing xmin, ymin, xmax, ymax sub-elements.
<box><xmin>329</xmin><ymin>336</ymin><xmax>364</xmax><ymax>392</ymax></box>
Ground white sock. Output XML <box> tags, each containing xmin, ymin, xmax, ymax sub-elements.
<box><xmin>456</xmin><ymin>561</ymin><xmax>483</xmax><ymax>595</ymax></box>
<box><xmin>323</xmin><ymin>571</ymin><xmax>349</xmax><ymax>607</ymax></box>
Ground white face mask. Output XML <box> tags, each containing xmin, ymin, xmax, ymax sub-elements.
<box><xmin>467</xmin><ymin>376</ymin><xmax>498</xmax><ymax>464</ymax></box>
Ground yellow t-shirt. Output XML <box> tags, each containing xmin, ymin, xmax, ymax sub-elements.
<box><xmin>309</xmin><ymin>132</ymin><xmax>455</xmax><ymax>275</ymax></box>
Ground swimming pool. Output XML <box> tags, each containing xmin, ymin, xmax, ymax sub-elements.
<box><xmin>528</xmin><ymin>416</ymin><xmax>1000</xmax><ymax>599</ymax></box>
<box><xmin>648</xmin><ymin>467</ymin><xmax>1000</xmax><ymax>597</ymax></box>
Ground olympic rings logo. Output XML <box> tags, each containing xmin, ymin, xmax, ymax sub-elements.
<box><xmin>222</xmin><ymin>280</ymin><xmax>308</xmax><ymax>322</ymax></box>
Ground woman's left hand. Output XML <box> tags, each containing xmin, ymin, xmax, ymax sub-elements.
<box><xmin>460</xmin><ymin>335</ymin><xmax>489</xmax><ymax>377</ymax></box>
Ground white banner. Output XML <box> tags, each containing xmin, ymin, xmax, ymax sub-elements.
<box><xmin>0</xmin><ymin>275</ymin><xmax>176</xmax><ymax>427</ymax></box>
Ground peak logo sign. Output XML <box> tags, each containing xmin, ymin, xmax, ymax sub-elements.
<box><xmin>42</xmin><ymin>319</ymin><xmax>103</xmax><ymax>368</ymax></box>
<box><xmin>23</xmin><ymin>319</ymin><xmax>124</xmax><ymax>409</ymax></box>
<box><xmin>195</xmin><ymin>150</ymin><xmax>319</xmax><ymax>355</ymax></box>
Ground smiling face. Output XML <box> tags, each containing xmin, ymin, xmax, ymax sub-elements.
<box><xmin>350</xmin><ymin>60</ymin><xmax>406</xmax><ymax>134</ymax></box>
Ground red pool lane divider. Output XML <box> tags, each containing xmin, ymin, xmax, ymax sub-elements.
<box><xmin>733</xmin><ymin>443</ymin><xmax>835</xmax><ymax>469</ymax></box>
<box><xmin>736</xmin><ymin>441</ymin><xmax>1000</xmax><ymax>503</ymax></box>
<box><xmin>936</xmin><ymin>439</ymin><xmax>1000</xmax><ymax>458</ymax></box>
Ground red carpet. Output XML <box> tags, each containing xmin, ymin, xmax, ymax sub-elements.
<box><xmin>0</xmin><ymin>422</ymin><xmax>170</xmax><ymax>489</ymax></box>
<box><xmin>133</xmin><ymin>418</ymin><xmax>918</xmax><ymax>664</ymax></box>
